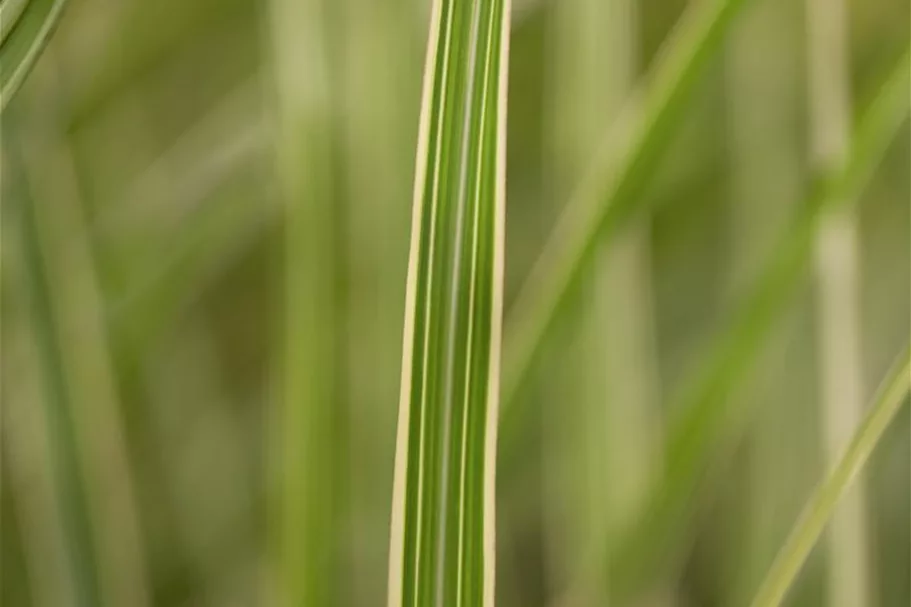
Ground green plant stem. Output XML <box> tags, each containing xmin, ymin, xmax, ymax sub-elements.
<box><xmin>806</xmin><ymin>0</ymin><xmax>871</xmax><ymax>604</ymax></box>
<box><xmin>0</xmin><ymin>315</ymin><xmax>77</xmax><ymax>607</ymax></box>
<box><xmin>0</xmin><ymin>0</ymin><xmax>31</xmax><ymax>44</ymax></box>
<box><xmin>749</xmin><ymin>348</ymin><xmax>911</xmax><ymax>607</ymax></box>
<box><xmin>0</xmin><ymin>0</ymin><xmax>68</xmax><ymax>111</ymax></box>
<box><xmin>806</xmin><ymin>0</ymin><xmax>871</xmax><ymax>607</ymax></box>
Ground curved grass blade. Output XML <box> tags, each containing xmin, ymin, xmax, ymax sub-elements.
<box><xmin>606</xmin><ymin>47</ymin><xmax>911</xmax><ymax>601</ymax></box>
<box><xmin>1</xmin><ymin>0</ymin><xmax>30</xmax><ymax>44</ymax></box>
<box><xmin>14</xmin><ymin>185</ymin><xmax>105</xmax><ymax>607</ymax></box>
<box><xmin>500</xmin><ymin>0</ymin><xmax>752</xmax><ymax>430</ymax></box>
<box><xmin>387</xmin><ymin>1</ymin><xmax>511</xmax><ymax>606</ymax></box>
<box><xmin>749</xmin><ymin>348</ymin><xmax>911</xmax><ymax>607</ymax></box>
<box><xmin>0</xmin><ymin>0</ymin><xmax>68</xmax><ymax>111</ymax></box>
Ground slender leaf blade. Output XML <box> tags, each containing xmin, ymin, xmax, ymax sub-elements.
<box><xmin>387</xmin><ymin>1</ymin><xmax>510</xmax><ymax>605</ymax></box>
<box><xmin>749</xmin><ymin>348</ymin><xmax>911</xmax><ymax>607</ymax></box>
<box><xmin>0</xmin><ymin>0</ymin><xmax>68</xmax><ymax>111</ymax></box>
<box><xmin>807</xmin><ymin>0</ymin><xmax>873</xmax><ymax>604</ymax></box>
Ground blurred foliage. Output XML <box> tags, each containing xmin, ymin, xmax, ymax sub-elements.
<box><xmin>1</xmin><ymin>0</ymin><xmax>908</xmax><ymax>606</ymax></box>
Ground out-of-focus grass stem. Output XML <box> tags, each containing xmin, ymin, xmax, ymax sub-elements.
<box><xmin>749</xmin><ymin>348</ymin><xmax>910</xmax><ymax>607</ymax></box>
<box><xmin>0</xmin><ymin>0</ymin><xmax>69</xmax><ymax>110</ymax></box>
<box><xmin>1</xmin><ymin>248</ymin><xmax>76</xmax><ymax>607</ymax></box>
<box><xmin>806</xmin><ymin>0</ymin><xmax>872</xmax><ymax>604</ymax></box>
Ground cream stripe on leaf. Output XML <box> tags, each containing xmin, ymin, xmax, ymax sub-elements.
<box><xmin>387</xmin><ymin>1</ymin><xmax>510</xmax><ymax>606</ymax></box>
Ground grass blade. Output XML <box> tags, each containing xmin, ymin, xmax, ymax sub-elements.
<box><xmin>387</xmin><ymin>0</ymin><xmax>511</xmax><ymax>605</ymax></box>
<box><xmin>749</xmin><ymin>348</ymin><xmax>911</xmax><ymax>607</ymax></box>
<box><xmin>607</xmin><ymin>47</ymin><xmax>911</xmax><ymax>601</ymax></box>
<box><xmin>2</xmin><ymin>200</ymin><xmax>78</xmax><ymax>607</ymax></box>
<box><xmin>12</xmin><ymin>156</ymin><xmax>105</xmax><ymax>607</ymax></box>
<box><xmin>0</xmin><ymin>0</ymin><xmax>68</xmax><ymax>111</ymax></box>
<box><xmin>500</xmin><ymin>0</ymin><xmax>751</xmax><ymax>427</ymax></box>
<box><xmin>0</xmin><ymin>0</ymin><xmax>30</xmax><ymax>44</ymax></box>
<box><xmin>806</xmin><ymin>0</ymin><xmax>872</xmax><ymax>604</ymax></box>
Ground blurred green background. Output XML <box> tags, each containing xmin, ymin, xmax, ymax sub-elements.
<box><xmin>1</xmin><ymin>0</ymin><xmax>908</xmax><ymax>606</ymax></box>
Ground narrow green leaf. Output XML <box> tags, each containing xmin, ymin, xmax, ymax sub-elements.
<box><xmin>387</xmin><ymin>1</ymin><xmax>511</xmax><ymax>606</ymax></box>
<box><xmin>749</xmin><ymin>348</ymin><xmax>911</xmax><ymax>607</ymax></box>
<box><xmin>0</xmin><ymin>290</ymin><xmax>78</xmax><ymax>607</ymax></box>
<box><xmin>607</xmin><ymin>48</ymin><xmax>911</xmax><ymax>600</ymax></box>
<box><xmin>0</xmin><ymin>0</ymin><xmax>68</xmax><ymax>111</ymax></box>
<box><xmin>500</xmin><ymin>0</ymin><xmax>751</xmax><ymax>429</ymax></box>
<box><xmin>806</xmin><ymin>0</ymin><xmax>872</xmax><ymax>604</ymax></box>
<box><xmin>0</xmin><ymin>0</ymin><xmax>30</xmax><ymax>44</ymax></box>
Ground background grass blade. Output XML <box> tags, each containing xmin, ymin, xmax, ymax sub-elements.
<box><xmin>806</xmin><ymin>0</ymin><xmax>872</xmax><ymax>604</ymax></box>
<box><xmin>10</xmin><ymin>151</ymin><xmax>105</xmax><ymax>607</ymax></box>
<box><xmin>0</xmin><ymin>0</ymin><xmax>31</xmax><ymax>44</ymax></box>
<box><xmin>749</xmin><ymin>348</ymin><xmax>911</xmax><ymax>607</ymax></box>
<box><xmin>500</xmin><ymin>0</ymin><xmax>751</xmax><ymax>436</ymax></box>
<box><xmin>387</xmin><ymin>1</ymin><xmax>510</xmax><ymax>605</ymax></box>
<box><xmin>606</xmin><ymin>47</ymin><xmax>911</xmax><ymax>602</ymax></box>
<box><xmin>2</xmin><ymin>166</ymin><xmax>79</xmax><ymax>607</ymax></box>
<box><xmin>267</xmin><ymin>0</ymin><xmax>343</xmax><ymax>605</ymax></box>
<box><xmin>0</xmin><ymin>0</ymin><xmax>68</xmax><ymax>110</ymax></box>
